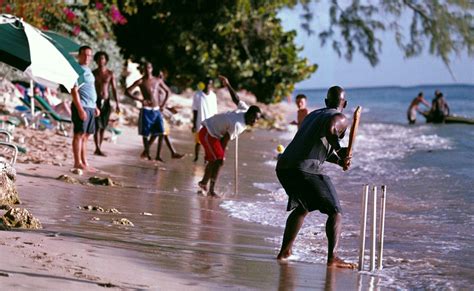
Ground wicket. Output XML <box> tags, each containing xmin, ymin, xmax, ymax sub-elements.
<box><xmin>358</xmin><ymin>184</ymin><xmax>387</xmax><ymax>272</ymax></box>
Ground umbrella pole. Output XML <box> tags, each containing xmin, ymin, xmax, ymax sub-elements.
<box><xmin>234</xmin><ymin>135</ymin><xmax>238</xmax><ymax>195</ymax></box>
<box><xmin>29</xmin><ymin>80</ymin><xmax>35</xmax><ymax>128</ymax></box>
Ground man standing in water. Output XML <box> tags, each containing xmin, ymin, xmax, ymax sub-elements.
<box><xmin>275</xmin><ymin>86</ymin><xmax>356</xmax><ymax>269</ymax></box>
<box><xmin>198</xmin><ymin>75</ymin><xmax>262</xmax><ymax>197</ymax></box>
<box><xmin>126</xmin><ymin>62</ymin><xmax>183</xmax><ymax>160</ymax></box>
<box><xmin>407</xmin><ymin>91</ymin><xmax>429</xmax><ymax>124</ymax></box>
<box><xmin>93</xmin><ymin>51</ymin><xmax>120</xmax><ymax>156</ymax></box>
<box><xmin>71</xmin><ymin>45</ymin><xmax>100</xmax><ymax>171</ymax></box>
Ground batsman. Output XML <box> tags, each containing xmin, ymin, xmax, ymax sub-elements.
<box><xmin>275</xmin><ymin>85</ymin><xmax>361</xmax><ymax>269</ymax></box>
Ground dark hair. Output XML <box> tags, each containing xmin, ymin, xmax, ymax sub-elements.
<box><xmin>418</xmin><ymin>92</ymin><xmax>423</xmax><ymax>97</ymax></box>
<box><xmin>78</xmin><ymin>45</ymin><xmax>92</xmax><ymax>54</ymax></box>
<box><xmin>295</xmin><ymin>94</ymin><xmax>307</xmax><ymax>100</ymax></box>
<box><xmin>247</xmin><ymin>105</ymin><xmax>262</xmax><ymax>115</ymax></box>
<box><xmin>139</xmin><ymin>61</ymin><xmax>153</xmax><ymax>73</ymax></box>
<box><xmin>94</xmin><ymin>51</ymin><xmax>109</xmax><ymax>63</ymax></box>
<box><xmin>326</xmin><ymin>86</ymin><xmax>345</xmax><ymax>107</ymax></box>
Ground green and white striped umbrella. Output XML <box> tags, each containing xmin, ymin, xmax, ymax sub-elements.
<box><xmin>0</xmin><ymin>14</ymin><xmax>83</xmax><ymax>92</ymax></box>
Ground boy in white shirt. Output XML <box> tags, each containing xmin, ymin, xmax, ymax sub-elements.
<box><xmin>192</xmin><ymin>78</ymin><xmax>217</xmax><ymax>162</ymax></box>
<box><xmin>198</xmin><ymin>75</ymin><xmax>262</xmax><ymax>197</ymax></box>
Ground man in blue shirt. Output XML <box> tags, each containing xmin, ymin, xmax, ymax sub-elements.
<box><xmin>70</xmin><ymin>46</ymin><xmax>100</xmax><ymax>171</ymax></box>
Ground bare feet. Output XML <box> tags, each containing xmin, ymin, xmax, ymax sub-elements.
<box><xmin>155</xmin><ymin>157</ymin><xmax>165</xmax><ymax>162</ymax></box>
<box><xmin>327</xmin><ymin>257</ymin><xmax>357</xmax><ymax>269</ymax></box>
<box><xmin>277</xmin><ymin>250</ymin><xmax>291</xmax><ymax>260</ymax></box>
<box><xmin>73</xmin><ymin>163</ymin><xmax>87</xmax><ymax>170</ymax></box>
<box><xmin>94</xmin><ymin>149</ymin><xmax>106</xmax><ymax>156</ymax></box>
<box><xmin>140</xmin><ymin>151</ymin><xmax>152</xmax><ymax>160</ymax></box>
<box><xmin>198</xmin><ymin>181</ymin><xmax>208</xmax><ymax>192</ymax></box>
<box><xmin>172</xmin><ymin>153</ymin><xmax>185</xmax><ymax>159</ymax></box>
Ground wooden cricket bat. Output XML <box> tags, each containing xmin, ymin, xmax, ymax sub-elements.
<box><xmin>343</xmin><ymin>106</ymin><xmax>362</xmax><ymax>171</ymax></box>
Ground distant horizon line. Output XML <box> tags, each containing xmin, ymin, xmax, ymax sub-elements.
<box><xmin>295</xmin><ymin>82</ymin><xmax>474</xmax><ymax>91</ymax></box>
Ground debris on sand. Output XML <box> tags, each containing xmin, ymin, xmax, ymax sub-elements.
<box><xmin>80</xmin><ymin>205</ymin><xmax>105</xmax><ymax>212</ymax></box>
<box><xmin>56</xmin><ymin>174</ymin><xmax>81</xmax><ymax>184</ymax></box>
<box><xmin>0</xmin><ymin>207</ymin><xmax>42</xmax><ymax>230</ymax></box>
<box><xmin>112</xmin><ymin>218</ymin><xmax>134</xmax><ymax>226</ymax></box>
<box><xmin>80</xmin><ymin>205</ymin><xmax>121</xmax><ymax>214</ymax></box>
<box><xmin>88</xmin><ymin>176</ymin><xmax>121</xmax><ymax>187</ymax></box>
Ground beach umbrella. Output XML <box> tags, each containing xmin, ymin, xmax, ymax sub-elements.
<box><xmin>0</xmin><ymin>14</ymin><xmax>83</xmax><ymax>92</ymax></box>
<box><xmin>42</xmin><ymin>30</ymin><xmax>80</xmax><ymax>54</ymax></box>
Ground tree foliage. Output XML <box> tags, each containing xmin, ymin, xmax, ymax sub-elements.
<box><xmin>114</xmin><ymin>0</ymin><xmax>316</xmax><ymax>103</ymax></box>
<box><xmin>313</xmin><ymin>0</ymin><xmax>473</xmax><ymax>70</ymax></box>
<box><xmin>1</xmin><ymin>1</ymin><xmax>472</xmax><ymax>102</ymax></box>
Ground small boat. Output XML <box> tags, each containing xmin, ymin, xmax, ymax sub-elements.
<box><xmin>421</xmin><ymin>111</ymin><xmax>474</xmax><ymax>124</ymax></box>
<box><xmin>444</xmin><ymin>115</ymin><xmax>474</xmax><ymax>125</ymax></box>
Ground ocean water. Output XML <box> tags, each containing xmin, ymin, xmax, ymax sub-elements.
<box><xmin>17</xmin><ymin>84</ymin><xmax>473</xmax><ymax>289</ymax></box>
<box><xmin>221</xmin><ymin>84</ymin><xmax>474</xmax><ymax>289</ymax></box>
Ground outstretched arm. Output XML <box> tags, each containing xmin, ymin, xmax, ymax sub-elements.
<box><xmin>421</xmin><ymin>98</ymin><xmax>430</xmax><ymax>107</ymax></box>
<box><xmin>218</xmin><ymin>75</ymin><xmax>240</xmax><ymax>106</ymax></box>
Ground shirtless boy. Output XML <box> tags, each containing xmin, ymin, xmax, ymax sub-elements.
<box><xmin>126</xmin><ymin>62</ymin><xmax>182</xmax><ymax>160</ymax></box>
<box><xmin>93</xmin><ymin>51</ymin><xmax>120</xmax><ymax>156</ymax></box>
<box><xmin>290</xmin><ymin>94</ymin><xmax>309</xmax><ymax>129</ymax></box>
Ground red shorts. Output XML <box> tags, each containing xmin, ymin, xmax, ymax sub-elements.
<box><xmin>199</xmin><ymin>127</ymin><xmax>225</xmax><ymax>162</ymax></box>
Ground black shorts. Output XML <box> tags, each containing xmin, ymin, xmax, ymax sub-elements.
<box><xmin>96</xmin><ymin>99</ymin><xmax>111</xmax><ymax>129</ymax></box>
<box><xmin>71</xmin><ymin>104</ymin><xmax>96</xmax><ymax>134</ymax></box>
<box><xmin>276</xmin><ymin>169</ymin><xmax>342</xmax><ymax>214</ymax></box>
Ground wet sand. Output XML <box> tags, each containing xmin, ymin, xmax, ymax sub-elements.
<box><xmin>1</xmin><ymin>125</ymin><xmax>366</xmax><ymax>290</ymax></box>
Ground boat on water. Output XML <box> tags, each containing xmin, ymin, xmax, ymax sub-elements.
<box><xmin>421</xmin><ymin>111</ymin><xmax>474</xmax><ymax>125</ymax></box>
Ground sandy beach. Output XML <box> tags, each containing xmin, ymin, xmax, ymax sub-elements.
<box><xmin>0</xmin><ymin>116</ymin><xmax>366</xmax><ymax>290</ymax></box>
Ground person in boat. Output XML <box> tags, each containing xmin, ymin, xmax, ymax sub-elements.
<box><xmin>428</xmin><ymin>91</ymin><xmax>450</xmax><ymax>123</ymax></box>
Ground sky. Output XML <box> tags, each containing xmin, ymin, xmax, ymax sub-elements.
<box><xmin>279</xmin><ymin>4</ymin><xmax>474</xmax><ymax>89</ymax></box>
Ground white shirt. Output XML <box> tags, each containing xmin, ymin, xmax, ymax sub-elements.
<box><xmin>192</xmin><ymin>90</ymin><xmax>217</xmax><ymax>131</ymax></box>
<box><xmin>202</xmin><ymin>100</ymin><xmax>249</xmax><ymax>140</ymax></box>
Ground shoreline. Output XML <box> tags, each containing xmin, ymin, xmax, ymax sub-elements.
<box><xmin>1</xmin><ymin>122</ymin><xmax>366</xmax><ymax>289</ymax></box>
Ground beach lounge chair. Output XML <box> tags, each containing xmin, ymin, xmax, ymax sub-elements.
<box><xmin>32</xmin><ymin>94</ymin><xmax>71</xmax><ymax>124</ymax></box>
<box><xmin>32</xmin><ymin>94</ymin><xmax>71</xmax><ymax>134</ymax></box>
<box><xmin>18</xmin><ymin>96</ymin><xmax>42</xmax><ymax>112</ymax></box>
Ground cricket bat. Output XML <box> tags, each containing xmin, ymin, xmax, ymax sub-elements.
<box><xmin>343</xmin><ymin>106</ymin><xmax>362</xmax><ymax>171</ymax></box>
